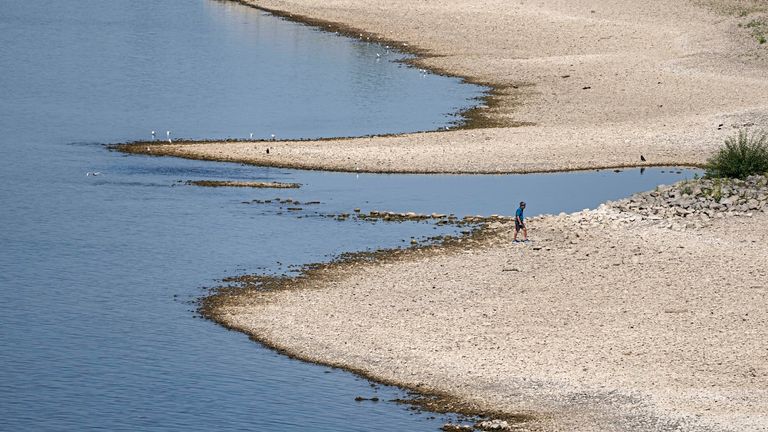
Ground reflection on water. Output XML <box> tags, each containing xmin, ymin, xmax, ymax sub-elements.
<box><xmin>0</xmin><ymin>0</ymin><xmax>702</xmax><ymax>431</ymax></box>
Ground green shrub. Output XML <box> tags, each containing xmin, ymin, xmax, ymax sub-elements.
<box><xmin>705</xmin><ymin>130</ymin><xmax>768</xmax><ymax>179</ymax></box>
<box><xmin>712</xmin><ymin>178</ymin><xmax>723</xmax><ymax>201</ymax></box>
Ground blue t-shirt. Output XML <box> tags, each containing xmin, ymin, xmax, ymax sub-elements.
<box><xmin>516</xmin><ymin>207</ymin><xmax>524</xmax><ymax>222</ymax></box>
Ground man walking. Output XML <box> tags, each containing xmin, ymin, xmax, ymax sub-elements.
<box><xmin>514</xmin><ymin>201</ymin><xmax>527</xmax><ymax>242</ymax></box>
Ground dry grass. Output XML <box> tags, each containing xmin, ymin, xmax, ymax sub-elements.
<box><xmin>695</xmin><ymin>0</ymin><xmax>768</xmax><ymax>43</ymax></box>
<box><xmin>695</xmin><ymin>0</ymin><xmax>768</xmax><ymax>16</ymax></box>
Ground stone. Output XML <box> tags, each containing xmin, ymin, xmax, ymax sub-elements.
<box><xmin>442</xmin><ymin>424</ymin><xmax>473</xmax><ymax>431</ymax></box>
<box><xmin>476</xmin><ymin>419</ymin><xmax>512</xmax><ymax>430</ymax></box>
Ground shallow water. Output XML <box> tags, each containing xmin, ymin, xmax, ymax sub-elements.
<box><xmin>0</xmin><ymin>1</ymin><xmax>702</xmax><ymax>431</ymax></box>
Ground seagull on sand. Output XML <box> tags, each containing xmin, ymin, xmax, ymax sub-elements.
<box><xmin>167</xmin><ymin>130</ymin><xmax>171</xmax><ymax>143</ymax></box>
<box><xmin>250</xmin><ymin>133</ymin><xmax>254</xmax><ymax>139</ymax></box>
<box><xmin>151</xmin><ymin>130</ymin><xmax>156</xmax><ymax>140</ymax></box>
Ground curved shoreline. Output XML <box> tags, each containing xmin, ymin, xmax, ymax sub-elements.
<box><xmin>116</xmin><ymin>0</ymin><xmax>768</xmax><ymax>174</ymax></box>
<box><xmin>201</xmin><ymin>228</ymin><xmax>541</xmax><ymax>428</ymax></box>
<box><xmin>157</xmin><ymin>1</ymin><xmax>768</xmax><ymax>430</ymax></box>
<box><xmin>203</xmin><ymin>190</ymin><xmax>768</xmax><ymax>431</ymax></box>
<box><xmin>228</xmin><ymin>0</ymin><xmax>519</xmax><ymax>131</ymax></box>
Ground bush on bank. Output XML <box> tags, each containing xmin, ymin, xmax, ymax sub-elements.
<box><xmin>706</xmin><ymin>130</ymin><xmax>768</xmax><ymax>179</ymax></box>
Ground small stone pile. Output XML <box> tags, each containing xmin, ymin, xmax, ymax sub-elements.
<box><xmin>614</xmin><ymin>174</ymin><xmax>768</xmax><ymax>218</ymax></box>
<box><xmin>559</xmin><ymin>175</ymin><xmax>768</xmax><ymax>232</ymax></box>
<box><xmin>475</xmin><ymin>419</ymin><xmax>512</xmax><ymax>430</ymax></box>
<box><xmin>441</xmin><ymin>419</ymin><xmax>513</xmax><ymax>431</ymax></box>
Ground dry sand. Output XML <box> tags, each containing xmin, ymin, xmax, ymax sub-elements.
<box><xmin>209</xmin><ymin>209</ymin><xmax>768</xmax><ymax>431</ymax></box>
<box><xmin>124</xmin><ymin>0</ymin><xmax>768</xmax><ymax>173</ymax></box>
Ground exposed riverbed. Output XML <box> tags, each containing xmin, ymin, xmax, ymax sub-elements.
<box><xmin>0</xmin><ymin>1</ymin><xmax>703</xmax><ymax>431</ymax></box>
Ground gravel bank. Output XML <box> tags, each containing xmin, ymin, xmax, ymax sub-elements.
<box><xmin>207</xmin><ymin>177</ymin><xmax>768</xmax><ymax>431</ymax></box>
<box><xmin>120</xmin><ymin>0</ymin><xmax>768</xmax><ymax>173</ymax></box>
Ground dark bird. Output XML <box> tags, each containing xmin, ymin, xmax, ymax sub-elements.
<box><xmin>266</xmin><ymin>148</ymin><xmax>270</xmax><ymax>154</ymax></box>
<box><xmin>640</xmin><ymin>155</ymin><xmax>646</xmax><ymax>162</ymax></box>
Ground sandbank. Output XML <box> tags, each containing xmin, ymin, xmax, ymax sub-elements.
<box><xmin>180</xmin><ymin>1</ymin><xmax>768</xmax><ymax>430</ymax></box>
<box><xmin>119</xmin><ymin>0</ymin><xmax>768</xmax><ymax>173</ymax></box>
<box><xmin>206</xmin><ymin>204</ymin><xmax>768</xmax><ymax>431</ymax></box>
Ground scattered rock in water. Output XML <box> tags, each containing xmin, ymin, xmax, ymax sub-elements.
<box><xmin>475</xmin><ymin>419</ymin><xmax>512</xmax><ymax>430</ymax></box>
<box><xmin>441</xmin><ymin>424</ymin><xmax>474</xmax><ymax>431</ymax></box>
<box><xmin>354</xmin><ymin>396</ymin><xmax>380</xmax><ymax>402</ymax></box>
<box><xmin>331</xmin><ymin>208</ymin><xmax>517</xmax><ymax>229</ymax></box>
<box><xmin>185</xmin><ymin>180</ymin><xmax>300</xmax><ymax>189</ymax></box>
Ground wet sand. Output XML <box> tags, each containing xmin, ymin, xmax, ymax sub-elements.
<box><xmin>122</xmin><ymin>0</ymin><xmax>768</xmax><ymax>173</ymax></box>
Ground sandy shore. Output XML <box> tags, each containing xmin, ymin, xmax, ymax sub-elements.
<box><xmin>121</xmin><ymin>0</ymin><xmax>768</xmax><ymax>173</ymax></box>
<box><xmin>206</xmin><ymin>205</ymin><xmax>768</xmax><ymax>431</ymax></box>
<box><xmin>174</xmin><ymin>1</ymin><xmax>768</xmax><ymax>429</ymax></box>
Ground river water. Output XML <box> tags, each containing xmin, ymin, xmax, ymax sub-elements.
<box><xmin>0</xmin><ymin>1</ymin><xmax>700</xmax><ymax>431</ymax></box>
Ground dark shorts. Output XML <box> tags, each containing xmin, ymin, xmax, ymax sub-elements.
<box><xmin>515</xmin><ymin>221</ymin><xmax>525</xmax><ymax>231</ymax></box>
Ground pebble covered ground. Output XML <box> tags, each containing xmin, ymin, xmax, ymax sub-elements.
<box><xmin>209</xmin><ymin>176</ymin><xmax>768</xmax><ymax>432</ymax></box>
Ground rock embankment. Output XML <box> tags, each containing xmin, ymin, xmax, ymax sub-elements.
<box><xmin>615</xmin><ymin>175</ymin><xmax>768</xmax><ymax>218</ymax></box>
<box><xmin>555</xmin><ymin>175</ymin><xmax>768</xmax><ymax>232</ymax></box>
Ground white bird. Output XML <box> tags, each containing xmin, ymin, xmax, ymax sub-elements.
<box><xmin>250</xmin><ymin>133</ymin><xmax>254</xmax><ymax>139</ymax></box>
<box><xmin>86</xmin><ymin>171</ymin><xmax>102</xmax><ymax>176</ymax></box>
<box><xmin>151</xmin><ymin>130</ymin><xmax>156</xmax><ymax>140</ymax></box>
<box><xmin>166</xmin><ymin>130</ymin><xmax>171</xmax><ymax>143</ymax></box>
<box><xmin>270</xmin><ymin>134</ymin><xmax>276</xmax><ymax>141</ymax></box>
